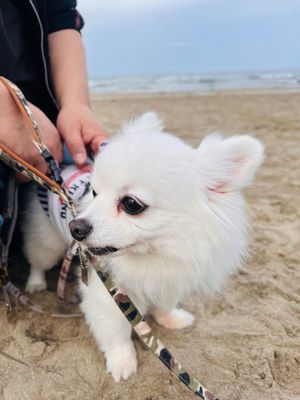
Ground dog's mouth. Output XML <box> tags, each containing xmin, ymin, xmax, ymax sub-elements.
<box><xmin>88</xmin><ymin>246</ymin><xmax>119</xmax><ymax>256</ymax></box>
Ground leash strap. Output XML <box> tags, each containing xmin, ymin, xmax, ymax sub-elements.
<box><xmin>0</xmin><ymin>77</ymin><xmax>79</xmax><ymax>315</ymax></box>
<box><xmin>0</xmin><ymin>77</ymin><xmax>75</xmax><ymax>214</ymax></box>
<box><xmin>0</xmin><ymin>171</ymin><xmax>19</xmax><ymax>312</ymax></box>
<box><xmin>5</xmin><ymin>281</ymin><xmax>82</xmax><ymax>318</ymax></box>
<box><xmin>57</xmin><ymin>240</ymin><xmax>82</xmax><ymax>304</ymax></box>
<box><xmin>97</xmin><ymin>270</ymin><xmax>219</xmax><ymax>400</ymax></box>
<box><xmin>0</xmin><ymin>77</ymin><xmax>62</xmax><ymax>185</ymax></box>
<box><xmin>0</xmin><ymin>77</ymin><xmax>219</xmax><ymax>399</ymax></box>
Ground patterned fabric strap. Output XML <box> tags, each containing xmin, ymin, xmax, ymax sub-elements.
<box><xmin>97</xmin><ymin>271</ymin><xmax>219</xmax><ymax>400</ymax></box>
<box><xmin>0</xmin><ymin>78</ymin><xmax>80</xmax><ymax>315</ymax></box>
<box><xmin>57</xmin><ymin>241</ymin><xmax>82</xmax><ymax>304</ymax></box>
<box><xmin>0</xmin><ymin>145</ymin><xmax>65</xmax><ymax>200</ymax></box>
<box><xmin>0</xmin><ymin>77</ymin><xmax>75</xmax><ymax>215</ymax></box>
<box><xmin>0</xmin><ymin>77</ymin><xmax>62</xmax><ymax>185</ymax></box>
<box><xmin>4</xmin><ymin>280</ymin><xmax>82</xmax><ymax>318</ymax></box>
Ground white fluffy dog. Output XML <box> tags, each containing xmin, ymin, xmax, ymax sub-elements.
<box><xmin>23</xmin><ymin>112</ymin><xmax>264</xmax><ymax>382</ymax></box>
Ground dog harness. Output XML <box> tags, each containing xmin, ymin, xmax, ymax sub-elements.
<box><xmin>38</xmin><ymin>164</ymin><xmax>92</xmax><ymax>243</ymax></box>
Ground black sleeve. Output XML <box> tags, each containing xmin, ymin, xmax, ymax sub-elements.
<box><xmin>47</xmin><ymin>0</ymin><xmax>84</xmax><ymax>34</ymax></box>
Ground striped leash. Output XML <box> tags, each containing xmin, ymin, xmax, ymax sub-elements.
<box><xmin>0</xmin><ymin>76</ymin><xmax>82</xmax><ymax>316</ymax></box>
<box><xmin>94</xmin><ymin>268</ymin><xmax>219</xmax><ymax>400</ymax></box>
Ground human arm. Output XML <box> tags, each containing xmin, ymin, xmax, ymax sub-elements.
<box><xmin>48</xmin><ymin>29</ymin><xmax>108</xmax><ymax>166</ymax></box>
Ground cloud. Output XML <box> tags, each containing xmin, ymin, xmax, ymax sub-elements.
<box><xmin>220</xmin><ymin>0</ymin><xmax>299</xmax><ymax>17</ymax></box>
<box><xmin>79</xmin><ymin>0</ymin><xmax>205</xmax><ymax>14</ymax></box>
<box><xmin>79</xmin><ymin>0</ymin><xmax>298</xmax><ymax>22</ymax></box>
<box><xmin>80</xmin><ymin>0</ymin><xmax>300</xmax><ymax>13</ymax></box>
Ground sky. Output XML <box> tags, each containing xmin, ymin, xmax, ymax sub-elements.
<box><xmin>78</xmin><ymin>0</ymin><xmax>300</xmax><ymax>78</ymax></box>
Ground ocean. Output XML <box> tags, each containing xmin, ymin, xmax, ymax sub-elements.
<box><xmin>89</xmin><ymin>70</ymin><xmax>300</xmax><ymax>94</ymax></box>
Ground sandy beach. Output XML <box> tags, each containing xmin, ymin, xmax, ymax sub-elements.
<box><xmin>1</xmin><ymin>90</ymin><xmax>300</xmax><ymax>400</ymax></box>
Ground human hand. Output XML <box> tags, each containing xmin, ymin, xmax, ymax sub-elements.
<box><xmin>56</xmin><ymin>104</ymin><xmax>108</xmax><ymax>166</ymax></box>
<box><xmin>0</xmin><ymin>82</ymin><xmax>63</xmax><ymax>177</ymax></box>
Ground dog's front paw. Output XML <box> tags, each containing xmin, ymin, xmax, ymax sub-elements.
<box><xmin>25</xmin><ymin>271</ymin><xmax>47</xmax><ymax>293</ymax></box>
<box><xmin>153</xmin><ymin>308</ymin><xmax>195</xmax><ymax>329</ymax></box>
<box><xmin>106</xmin><ymin>342</ymin><xmax>137</xmax><ymax>382</ymax></box>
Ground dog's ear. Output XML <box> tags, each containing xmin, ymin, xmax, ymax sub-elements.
<box><xmin>122</xmin><ymin>112</ymin><xmax>164</xmax><ymax>135</ymax></box>
<box><xmin>196</xmin><ymin>133</ymin><xmax>264</xmax><ymax>193</ymax></box>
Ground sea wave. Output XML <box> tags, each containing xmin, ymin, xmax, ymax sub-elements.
<box><xmin>89</xmin><ymin>71</ymin><xmax>300</xmax><ymax>94</ymax></box>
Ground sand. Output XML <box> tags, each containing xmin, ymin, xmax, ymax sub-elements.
<box><xmin>1</xmin><ymin>90</ymin><xmax>300</xmax><ymax>400</ymax></box>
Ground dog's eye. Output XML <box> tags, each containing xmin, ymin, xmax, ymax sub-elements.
<box><xmin>120</xmin><ymin>196</ymin><xmax>147</xmax><ymax>215</ymax></box>
<box><xmin>92</xmin><ymin>189</ymin><xmax>97</xmax><ymax>197</ymax></box>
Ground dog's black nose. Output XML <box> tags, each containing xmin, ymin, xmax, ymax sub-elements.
<box><xmin>69</xmin><ymin>219</ymin><xmax>92</xmax><ymax>241</ymax></box>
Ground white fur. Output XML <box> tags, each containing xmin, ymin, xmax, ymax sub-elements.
<box><xmin>23</xmin><ymin>112</ymin><xmax>264</xmax><ymax>381</ymax></box>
